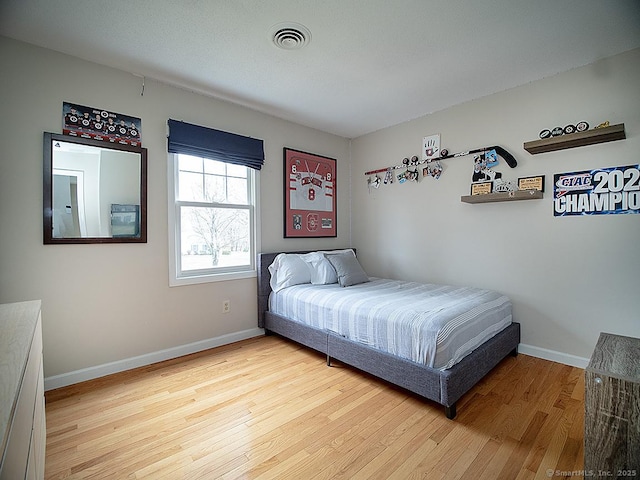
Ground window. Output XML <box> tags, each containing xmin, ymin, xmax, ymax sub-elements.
<box><xmin>169</xmin><ymin>154</ymin><xmax>258</xmax><ymax>284</ymax></box>
<box><xmin>167</xmin><ymin>119</ymin><xmax>263</xmax><ymax>286</ymax></box>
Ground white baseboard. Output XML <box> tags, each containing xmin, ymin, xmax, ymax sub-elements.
<box><xmin>518</xmin><ymin>343</ymin><xmax>589</xmax><ymax>369</ymax></box>
<box><xmin>44</xmin><ymin>332</ymin><xmax>588</xmax><ymax>391</ymax></box>
<box><xmin>44</xmin><ymin>328</ymin><xmax>265</xmax><ymax>391</ymax></box>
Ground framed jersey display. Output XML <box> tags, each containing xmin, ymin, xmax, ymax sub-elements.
<box><xmin>284</xmin><ymin>148</ymin><xmax>337</xmax><ymax>238</ymax></box>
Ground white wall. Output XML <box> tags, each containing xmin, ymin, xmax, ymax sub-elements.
<box><xmin>351</xmin><ymin>48</ymin><xmax>640</xmax><ymax>363</ymax></box>
<box><xmin>0</xmin><ymin>36</ymin><xmax>351</xmax><ymax>381</ymax></box>
<box><xmin>1</xmin><ymin>33</ymin><xmax>638</xmax><ymax>383</ymax></box>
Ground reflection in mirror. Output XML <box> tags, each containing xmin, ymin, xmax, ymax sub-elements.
<box><xmin>44</xmin><ymin>132</ymin><xmax>147</xmax><ymax>244</ymax></box>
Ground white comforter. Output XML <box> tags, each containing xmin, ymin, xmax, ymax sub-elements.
<box><xmin>269</xmin><ymin>278</ymin><xmax>512</xmax><ymax>370</ymax></box>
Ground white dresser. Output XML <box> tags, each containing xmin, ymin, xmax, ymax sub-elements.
<box><xmin>0</xmin><ymin>300</ymin><xmax>46</xmax><ymax>480</ymax></box>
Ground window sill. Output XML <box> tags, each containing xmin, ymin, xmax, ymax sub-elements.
<box><xmin>170</xmin><ymin>269</ymin><xmax>256</xmax><ymax>287</ymax></box>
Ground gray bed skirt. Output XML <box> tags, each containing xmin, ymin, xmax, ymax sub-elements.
<box><xmin>264</xmin><ymin>310</ymin><xmax>520</xmax><ymax>418</ymax></box>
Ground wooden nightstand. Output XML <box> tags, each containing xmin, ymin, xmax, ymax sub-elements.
<box><xmin>585</xmin><ymin>332</ymin><xmax>640</xmax><ymax>476</ymax></box>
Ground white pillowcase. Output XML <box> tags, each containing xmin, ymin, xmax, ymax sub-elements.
<box><xmin>300</xmin><ymin>252</ymin><xmax>338</xmax><ymax>284</ymax></box>
<box><xmin>268</xmin><ymin>249</ymin><xmax>356</xmax><ymax>291</ymax></box>
<box><xmin>268</xmin><ymin>253</ymin><xmax>311</xmax><ymax>292</ymax></box>
<box><xmin>301</xmin><ymin>249</ymin><xmax>356</xmax><ymax>284</ymax></box>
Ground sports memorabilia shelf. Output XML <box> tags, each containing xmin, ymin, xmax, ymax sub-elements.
<box><xmin>523</xmin><ymin>123</ymin><xmax>625</xmax><ymax>155</ymax></box>
<box><xmin>461</xmin><ymin>190</ymin><xmax>543</xmax><ymax>204</ymax></box>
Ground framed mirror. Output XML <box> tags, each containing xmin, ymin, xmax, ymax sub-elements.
<box><xmin>43</xmin><ymin>132</ymin><xmax>147</xmax><ymax>244</ymax></box>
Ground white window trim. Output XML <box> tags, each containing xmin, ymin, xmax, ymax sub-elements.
<box><xmin>168</xmin><ymin>153</ymin><xmax>260</xmax><ymax>286</ymax></box>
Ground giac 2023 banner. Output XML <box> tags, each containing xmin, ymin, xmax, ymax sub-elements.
<box><xmin>554</xmin><ymin>164</ymin><xmax>640</xmax><ymax>216</ymax></box>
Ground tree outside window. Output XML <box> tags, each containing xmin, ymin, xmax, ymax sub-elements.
<box><xmin>174</xmin><ymin>154</ymin><xmax>254</xmax><ymax>276</ymax></box>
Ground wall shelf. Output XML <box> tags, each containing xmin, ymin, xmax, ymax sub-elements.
<box><xmin>523</xmin><ymin>123</ymin><xmax>625</xmax><ymax>155</ymax></box>
<box><xmin>461</xmin><ymin>190</ymin><xmax>543</xmax><ymax>204</ymax></box>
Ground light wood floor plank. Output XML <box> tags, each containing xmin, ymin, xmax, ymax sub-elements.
<box><xmin>44</xmin><ymin>335</ymin><xmax>585</xmax><ymax>479</ymax></box>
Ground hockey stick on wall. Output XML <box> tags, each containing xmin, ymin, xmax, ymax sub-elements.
<box><xmin>363</xmin><ymin>145</ymin><xmax>517</xmax><ymax>176</ymax></box>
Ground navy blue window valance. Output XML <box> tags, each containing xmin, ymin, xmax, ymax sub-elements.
<box><xmin>168</xmin><ymin>119</ymin><xmax>264</xmax><ymax>170</ymax></box>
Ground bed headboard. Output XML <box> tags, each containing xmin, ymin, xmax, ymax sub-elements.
<box><xmin>257</xmin><ymin>249</ymin><xmax>354</xmax><ymax>328</ymax></box>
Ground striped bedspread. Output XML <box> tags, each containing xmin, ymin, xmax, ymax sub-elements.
<box><xmin>269</xmin><ymin>278</ymin><xmax>512</xmax><ymax>370</ymax></box>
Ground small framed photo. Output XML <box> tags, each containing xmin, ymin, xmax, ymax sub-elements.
<box><xmin>518</xmin><ymin>175</ymin><xmax>545</xmax><ymax>192</ymax></box>
<box><xmin>470</xmin><ymin>182</ymin><xmax>493</xmax><ymax>195</ymax></box>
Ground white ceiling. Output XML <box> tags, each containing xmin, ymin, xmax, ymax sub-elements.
<box><xmin>1</xmin><ymin>0</ymin><xmax>639</xmax><ymax>138</ymax></box>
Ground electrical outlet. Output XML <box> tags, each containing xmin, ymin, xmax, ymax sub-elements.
<box><xmin>222</xmin><ymin>300</ymin><xmax>230</xmax><ymax>314</ymax></box>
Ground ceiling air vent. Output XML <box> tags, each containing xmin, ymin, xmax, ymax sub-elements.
<box><xmin>271</xmin><ymin>22</ymin><xmax>311</xmax><ymax>50</ymax></box>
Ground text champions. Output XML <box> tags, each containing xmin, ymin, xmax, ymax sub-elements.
<box><xmin>554</xmin><ymin>165</ymin><xmax>640</xmax><ymax>216</ymax></box>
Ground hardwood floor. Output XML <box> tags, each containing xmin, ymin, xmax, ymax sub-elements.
<box><xmin>44</xmin><ymin>335</ymin><xmax>585</xmax><ymax>479</ymax></box>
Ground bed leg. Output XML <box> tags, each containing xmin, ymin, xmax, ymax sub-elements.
<box><xmin>510</xmin><ymin>347</ymin><xmax>518</xmax><ymax>357</ymax></box>
<box><xmin>445</xmin><ymin>404</ymin><xmax>457</xmax><ymax>420</ymax></box>
<box><xmin>327</xmin><ymin>354</ymin><xmax>332</xmax><ymax>367</ymax></box>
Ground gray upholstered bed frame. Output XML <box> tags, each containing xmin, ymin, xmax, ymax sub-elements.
<box><xmin>257</xmin><ymin>250</ymin><xmax>520</xmax><ymax>419</ymax></box>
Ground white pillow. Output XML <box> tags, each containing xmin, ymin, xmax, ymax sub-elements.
<box><xmin>300</xmin><ymin>249</ymin><xmax>355</xmax><ymax>285</ymax></box>
<box><xmin>300</xmin><ymin>252</ymin><xmax>338</xmax><ymax>284</ymax></box>
<box><xmin>268</xmin><ymin>253</ymin><xmax>312</xmax><ymax>292</ymax></box>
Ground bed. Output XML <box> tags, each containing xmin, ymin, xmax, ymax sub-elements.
<box><xmin>257</xmin><ymin>249</ymin><xmax>520</xmax><ymax>419</ymax></box>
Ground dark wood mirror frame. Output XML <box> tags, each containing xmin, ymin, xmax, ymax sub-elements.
<box><xmin>43</xmin><ymin>132</ymin><xmax>148</xmax><ymax>244</ymax></box>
